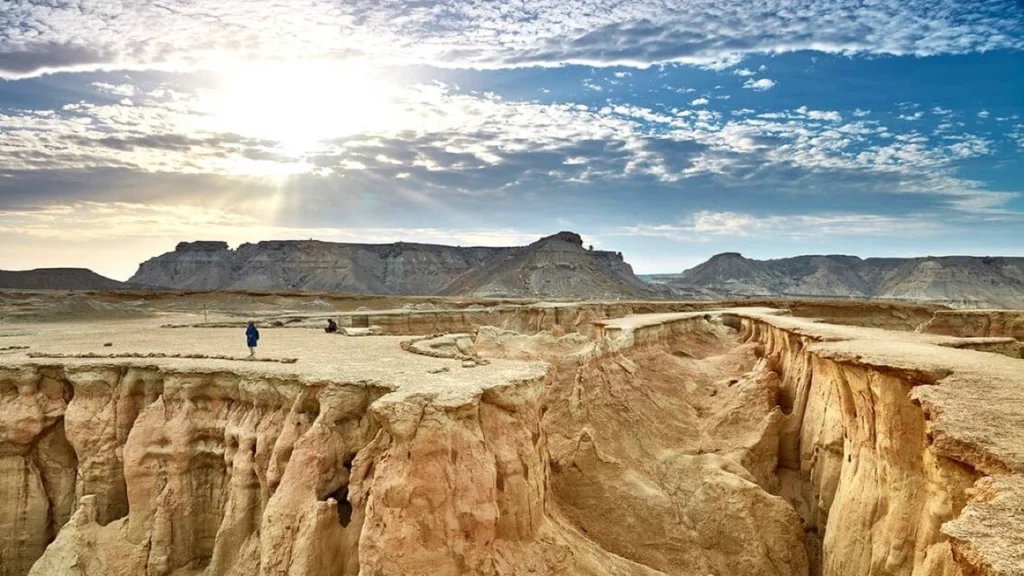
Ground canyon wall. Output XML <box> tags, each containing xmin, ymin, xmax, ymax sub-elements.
<box><xmin>0</xmin><ymin>352</ymin><xmax>660</xmax><ymax>576</ymax></box>
<box><xmin>733</xmin><ymin>313</ymin><xmax>1024</xmax><ymax>576</ymax></box>
<box><xmin>2</xmin><ymin>308</ymin><xmax>1022</xmax><ymax>575</ymax></box>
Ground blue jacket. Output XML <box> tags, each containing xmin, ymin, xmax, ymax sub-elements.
<box><xmin>246</xmin><ymin>325</ymin><xmax>260</xmax><ymax>347</ymax></box>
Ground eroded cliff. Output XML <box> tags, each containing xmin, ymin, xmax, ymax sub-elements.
<box><xmin>1</xmin><ymin>306</ymin><xmax>1022</xmax><ymax>576</ymax></box>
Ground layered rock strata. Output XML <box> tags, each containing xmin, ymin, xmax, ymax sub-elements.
<box><xmin>0</xmin><ymin>331</ymin><xmax>573</xmax><ymax>576</ymax></box>
<box><xmin>128</xmin><ymin>232</ymin><xmax>661</xmax><ymax>299</ymax></box>
<box><xmin>728</xmin><ymin>312</ymin><xmax>1022</xmax><ymax>575</ymax></box>
<box><xmin>917</xmin><ymin>310</ymin><xmax>1024</xmax><ymax>341</ymax></box>
<box><xmin>586</xmin><ymin>310</ymin><xmax>1024</xmax><ymax>575</ymax></box>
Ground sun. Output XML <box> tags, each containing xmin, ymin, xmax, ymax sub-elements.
<box><xmin>202</xmin><ymin>60</ymin><xmax>393</xmax><ymax>157</ymax></box>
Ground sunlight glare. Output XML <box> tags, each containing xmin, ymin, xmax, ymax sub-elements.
<box><xmin>204</xmin><ymin>61</ymin><xmax>395</xmax><ymax>156</ymax></box>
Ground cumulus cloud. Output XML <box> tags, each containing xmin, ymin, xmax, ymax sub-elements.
<box><xmin>1</xmin><ymin>76</ymin><xmax>1015</xmax><ymax>219</ymax></box>
<box><xmin>743</xmin><ymin>78</ymin><xmax>776</xmax><ymax>91</ymax></box>
<box><xmin>1</xmin><ymin>0</ymin><xmax>1022</xmax><ymax>77</ymax></box>
<box><xmin>795</xmin><ymin>106</ymin><xmax>842</xmax><ymax>122</ymax></box>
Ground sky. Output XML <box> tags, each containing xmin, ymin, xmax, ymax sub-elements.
<box><xmin>0</xmin><ymin>1</ymin><xmax>1023</xmax><ymax>280</ymax></box>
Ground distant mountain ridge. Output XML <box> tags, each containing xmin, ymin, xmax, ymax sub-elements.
<box><xmin>129</xmin><ymin>232</ymin><xmax>664</xmax><ymax>299</ymax></box>
<box><xmin>0</xmin><ymin>268</ymin><xmax>137</xmax><ymax>291</ymax></box>
<box><xmin>647</xmin><ymin>253</ymin><xmax>1024</xmax><ymax>308</ymax></box>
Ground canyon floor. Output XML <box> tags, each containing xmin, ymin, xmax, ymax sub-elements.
<box><xmin>1</xmin><ymin>292</ymin><xmax>1023</xmax><ymax>576</ymax></box>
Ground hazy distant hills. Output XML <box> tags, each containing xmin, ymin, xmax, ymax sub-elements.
<box><xmin>645</xmin><ymin>253</ymin><xmax>1024</xmax><ymax>308</ymax></box>
<box><xmin>14</xmin><ymin>239</ymin><xmax>1017</xmax><ymax>307</ymax></box>
<box><xmin>0</xmin><ymin>268</ymin><xmax>137</xmax><ymax>291</ymax></box>
<box><xmin>129</xmin><ymin>232</ymin><xmax>664</xmax><ymax>299</ymax></box>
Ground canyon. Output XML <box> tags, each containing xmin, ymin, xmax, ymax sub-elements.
<box><xmin>1</xmin><ymin>294</ymin><xmax>1022</xmax><ymax>575</ymax></box>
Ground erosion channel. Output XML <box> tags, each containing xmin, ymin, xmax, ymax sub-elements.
<box><xmin>1</xmin><ymin>307</ymin><xmax>1021</xmax><ymax>576</ymax></box>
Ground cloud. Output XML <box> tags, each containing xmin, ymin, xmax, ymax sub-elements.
<box><xmin>1011</xmin><ymin>125</ymin><xmax>1024</xmax><ymax>149</ymax></box>
<box><xmin>743</xmin><ymin>78</ymin><xmax>776</xmax><ymax>91</ymax></box>
<box><xmin>690</xmin><ymin>97</ymin><xmax>710</xmax><ymax>106</ymax></box>
<box><xmin>978</xmin><ymin>110</ymin><xmax>991</xmax><ymax>118</ymax></box>
<box><xmin>732</xmin><ymin>68</ymin><xmax>756</xmax><ymax>77</ymax></box>
<box><xmin>91</xmin><ymin>82</ymin><xmax>137</xmax><ymax>97</ymax></box>
<box><xmin>0</xmin><ymin>74</ymin><xmax>1018</xmax><ymax>233</ymax></box>
<box><xmin>1</xmin><ymin>0</ymin><xmax>1023</xmax><ymax>78</ymax></box>
<box><xmin>618</xmin><ymin>210</ymin><xmax>943</xmax><ymax>240</ymax></box>
<box><xmin>0</xmin><ymin>42</ymin><xmax>115</xmax><ymax>78</ymax></box>
<box><xmin>795</xmin><ymin>106</ymin><xmax>841</xmax><ymax>122</ymax></box>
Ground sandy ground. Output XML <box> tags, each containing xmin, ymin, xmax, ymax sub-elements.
<box><xmin>0</xmin><ymin>316</ymin><xmax>547</xmax><ymax>405</ymax></box>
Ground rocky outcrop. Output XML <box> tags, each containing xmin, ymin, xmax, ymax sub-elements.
<box><xmin>652</xmin><ymin>254</ymin><xmax>1024</xmax><ymax>308</ymax></box>
<box><xmin>3</xmin><ymin>359</ymin><xmax>570</xmax><ymax>576</ymax></box>
<box><xmin>730</xmin><ymin>312</ymin><xmax>1024</xmax><ymax>576</ymax></box>
<box><xmin>128</xmin><ymin>232</ymin><xmax>663</xmax><ymax>299</ymax></box>
<box><xmin>440</xmin><ymin>232</ymin><xmax>663</xmax><ymax>299</ymax></box>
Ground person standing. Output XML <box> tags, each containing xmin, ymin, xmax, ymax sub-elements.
<box><xmin>246</xmin><ymin>320</ymin><xmax>260</xmax><ymax>358</ymax></box>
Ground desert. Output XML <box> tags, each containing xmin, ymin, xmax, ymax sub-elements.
<box><xmin>2</xmin><ymin>1</ymin><xmax>1022</xmax><ymax>574</ymax></box>
<box><xmin>1</xmin><ymin>286</ymin><xmax>1023</xmax><ymax>576</ymax></box>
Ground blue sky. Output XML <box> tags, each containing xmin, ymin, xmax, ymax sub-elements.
<box><xmin>0</xmin><ymin>1</ymin><xmax>1022</xmax><ymax>279</ymax></box>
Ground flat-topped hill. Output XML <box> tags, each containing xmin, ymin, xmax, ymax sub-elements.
<box><xmin>129</xmin><ymin>232</ymin><xmax>665</xmax><ymax>299</ymax></box>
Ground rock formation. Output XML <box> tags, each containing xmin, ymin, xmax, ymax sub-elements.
<box><xmin>129</xmin><ymin>233</ymin><xmax>662</xmax><ymax>299</ymax></box>
<box><xmin>649</xmin><ymin>253</ymin><xmax>1024</xmax><ymax>308</ymax></box>
<box><xmin>130</xmin><ymin>239</ymin><xmax>510</xmax><ymax>294</ymax></box>
<box><xmin>1</xmin><ymin>304</ymin><xmax>1022</xmax><ymax>575</ymax></box>
<box><xmin>440</xmin><ymin>231</ymin><xmax>661</xmax><ymax>299</ymax></box>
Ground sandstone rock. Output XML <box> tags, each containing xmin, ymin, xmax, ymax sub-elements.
<box><xmin>2</xmin><ymin>306</ymin><xmax>1023</xmax><ymax>576</ymax></box>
